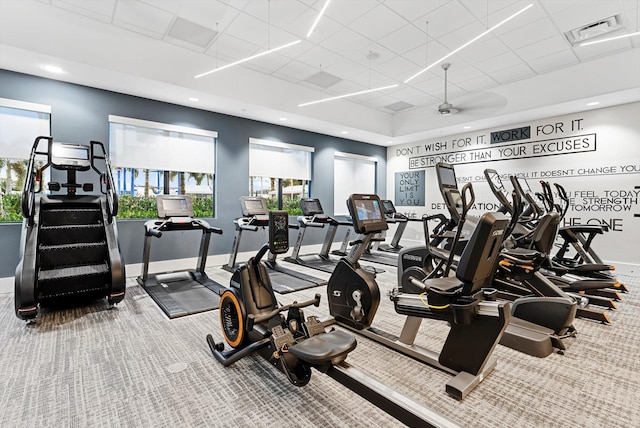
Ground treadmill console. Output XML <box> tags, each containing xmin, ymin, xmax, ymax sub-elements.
<box><xmin>269</xmin><ymin>210</ymin><xmax>289</xmax><ymax>254</ymax></box>
<box><xmin>240</xmin><ymin>196</ymin><xmax>269</xmax><ymax>218</ymax></box>
<box><xmin>347</xmin><ymin>194</ymin><xmax>388</xmax><ymax>235</ymax></box>
<box><xmin>157</xmin><ymin>195</ymin><xmax>194</xmax><ymax>218</ymax></box>
<box><xmin>381</xmin><ymin>200</ymin><xmax>396</xmax><ymax>216</ymax></box>
<box><xmin>300</xmin><ymin>198</ymin><xmax>328</xmax><ymax>222</ymax></box>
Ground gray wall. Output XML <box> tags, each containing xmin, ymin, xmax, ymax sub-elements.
<box><xmin>0</xmin><ymin>69</ymin><xmax>387</xmax><ymax>277</ymax></box>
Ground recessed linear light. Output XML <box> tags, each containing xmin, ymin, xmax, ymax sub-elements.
<box><xmin>41</xmin><ymin>64</ymin><xmax>65</xmax><ymax>74</ymax></box>
<box><xmin>586</xmin><ymin>101</ymin><xmax>600</xmax><ymax>106</ymax></box>
<box><xmin>580</xmin><ymin>30</ymin><xmax>640</xmax><ymax>46</ymax></box>
<box><xmin>195</xmin><ymin>40</ymin><xmax>301</xmax><ymax>78</ymax></box>
<box><xmin>279</xmin><ymin>117</ymin><xmax>288</xmax><ymax>121</ymax></box>
<box><xmin>298</xmin><ymin>84</ymin><xmax>399</xmax><ymax>107</ymax></box>
<box><xmin>307</xmin><ymin>0</ymin><xmax>332</xmax><ymax>38</ymax></box>
<box><xmin>404</xmin><ymin>3</ymin><xmax>533</xmax><ymax>83</ymax></box>
<box><xmin>189</xmin><ymin>97</ymin><xmax>199</xmax><ymax>102</ymax></box>
<box><xmin>341</xmin><ymin>131</ymin><xmax>348</xmax><ymax>134</ymax></box>
<box><xmin>464</xmin><ymin>126</ymin><xmax>471</xmax><ymax>129</ymax></box>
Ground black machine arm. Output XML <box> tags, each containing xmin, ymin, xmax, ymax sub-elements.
<box><xmin>246</xmin><ymin>294</ymin><xmax>321</xmax><ymax>331</ymax></box>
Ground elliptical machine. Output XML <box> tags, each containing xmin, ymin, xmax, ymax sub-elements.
<box><xmin>206</xmin><ymin>210</ymin><xmax>356</xmax><ymax>386</ymax></box>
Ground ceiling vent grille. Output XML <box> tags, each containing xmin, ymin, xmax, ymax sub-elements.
<box><xmin>166</xmin><ymin>17</ymin><xmax>217</xmax><ymax>48</ymax></box>
<box><xmin>303</xmin><ymin>71</ymin><xmax>342</xmax><ymax>89</ymax></box>
<box><xmin>384</xmin><ymin>101</ymin><xmax>414</xmax><ymax>112</ymax></box>
<box><xmin>565</xmin><ymin>15</ymin><xmax>624</xmax><ymax>45</ymax></box>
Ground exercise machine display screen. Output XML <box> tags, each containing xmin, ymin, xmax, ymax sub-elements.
<box><xmin>300</xmin><ymin>198</ymin><xmax>324</xmax><ymax>216</ymax></box>
<box><xmin>50</xmin><ymin>142</ymin><xmax>91</xmax><ymax>170</ymax></box>
<box><xmin>381</xmin><ymin>200</ymin><xmax>396</xmax><ymax>215</ymax></box>
<box><xmin>347</xmin><ymin>194</ymin><xmax>388</xmax><ymax>234</ymax></box>
<box><xmin>436</xmin><ymin>163</ymin><xmax>457</xmax><ymax>189</ymax></box>
<box><xmin>240</xmin><ymin>197</ymin><xmax>268</xmax><ymax>216</ymax></box>
<box><xmin>157</xmin><ymin>195</ymin><xmax>194</xmax><ymax>218</ymax></box>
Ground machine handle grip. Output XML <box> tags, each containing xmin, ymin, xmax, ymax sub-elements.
<box><xmin>209</xmin><ymin>226</ymin><xmax>223</xmax><ymax>235</ymax></box>
<box><xmin>408</xmin><ymin>276</ymin><xmax>428</xmax><ymax>291</ymax></box>
<box><xmin>149</xmin><ymin>229</ymin><xmax>163</xmax><ymax>238</ymax></box>
<box><xmin>246</xmin><ymin>294</ymin><xmax>321</xmax><ymax>332</ymax></box>
<box><xmin>240</xmin><ymin>225</ymin><xmax>260</xmax><ymax>231</ymax></box>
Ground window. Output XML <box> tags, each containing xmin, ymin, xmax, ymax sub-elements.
<box><xmin>108</xmin><ymin>115</ymin><xmax>217</xmax><ymax>219</ymax></box>
<box><xmin>0</xmin><ymin>98</ymin><xmax>51</xmax><ymax>222</ymax></box>
<box><xmin>249</xmin><ymin>138</ymin><xmax>313</xmax><ymax>215</ymax></box>
<box><xmin>333</xmin><ymin>151</ymin><xmax>377</xmax><ymax>215</ymax></box>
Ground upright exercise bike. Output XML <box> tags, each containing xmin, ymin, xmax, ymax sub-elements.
<box><xmin>206</xmin><ymin>210</ymin><xmax>357</xmax><ymax>386</ymax></box>
<box><xmin>326</xmin><ymin>193</ymin><xmax>511</xmax><ymax>400</ymax></box>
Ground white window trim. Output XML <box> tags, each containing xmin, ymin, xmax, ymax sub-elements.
<box><xmin>334</xmin><ymin>151</ymin><xmax>377</xmax><ymax>162</ymax></box>
<box><xmin>0</xmin><ymin>98</ymin><xmax>51</xmax><ymax>114</ymax></box>
<box><xmin>108</xmin><ymin>115</ymin><xmax>217</xmax><ymax>138</ymax></box>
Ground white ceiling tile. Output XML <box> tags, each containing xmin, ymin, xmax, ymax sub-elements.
<box><xmin>223</xmin><ymin>9</ymin><xmax>269</xmax><ymax>45</ymax></box>
<box><xmin>458</xmin><ymin>0</ymin><xmax>521</xmax><ymax>21</ymax></box>
<box><xmin>295</xmin><ymin>13</ymin><xmax>343</xmax><ymax>43</ymax></box>
<box><xmin>375</xmin><ymin>55</ymin><xmax>420</xmax><ymax>80</ymax></box>
<box><xmin>456</xmin><ymin>35</ymin><xmax>510</xmax><ymax>63</ymax></box>
<box><xmin>475</xmin><ymin>51</ymin><xmax>524</xmax><ymax>74</ymax></box>
<box><xmin>419</xmin><ymin>1</ymin><xmax>477</xmax><ymax>39</ymax></box>
<box><xmin>322</xmin><ymin>58</ymin><xmax>369</xmax><ymax>80</ymax></box>
<box><xmin>205</xmin><ymin>33</ymin><xmax>259</xmax><ymax>61</ymax></box>
<box><xmin>294</xmin><ymin>45</ymin><xmax>342</xmax><ymax>69</ymax></box>
<box><xmin>489</xmin><ymin>2</ymin><xmax>548</xmax><ymax>36</ymax></box>
<box><xmin>454</xmin><ymin>74</ymin><xmax>499</xmax><ymax>92</ymax></box>
<box><xmin>349</xmin><ymin>4</ymin><xmax>408</xmax><ymax>41</ymax></box>
<box><xmin>272</xmin><ymin>60</ymin><xmax>320</xmax><ymax>81</ymax></box>
<box><xmin>348</xmin><ymin>68</ymin><xmax>396</xmax><ymax>88</ymax></box>
<box><xmin>113</xmin><ymin>0</ymin><xmax>174</xmax><ymax>37</ymax></box>
<box><xmin>378</xmin><ymin>24</ymin><xmax>428</xmax><ymax>55</ymax></box>
<box><xmin>245</xmin><ymin>52</ymin><xmax>292</xmax><ymax>74</ymax></box>
<box><xmin>573</xmin><ymin>38</ymin><xmax>633</xmax><ymax>61</ymax></box>
<box><xmin>389</xmin><ymin>85</ymin><xmax>426</xmax><ymax>102</ymax></box>
<box><xmin>437</xmin><ymin>21</ymin><xmax>487</xmax><ymax>51</ymax></box>
<box><xmin>402</xmin><ymin>39</ymin><xmax>450</xmax><ymax>71</ymax></box>
<box><xmin>241</xmin><ymin>0</ymin><xmax>308</xmax><ymax>27</ymax></box>
<box><xmin>515</xmin><ymin>36</ymin><xmax>570</xmax><ymax>62</ymax></box>
<box><xmin>528</xmin><ymin>50</ymin><xmax>580</xmax><ymax>74</ymax></box>
<box><xmin>500</xmin><ymin>18</ymin><xmax>559</xmax><ymax>50</ymax></box>
<box><xmin>491</xmin><ymin>62</ymin><xmax>536</xmax><ymax>84</ymax></box>
<box><xmin>321</xmin><ymin>27</ymin><xmax>372</xmax><ymax>55</ymax></box>
<box><xmin>52</xmin><ymin>0</ymin><xmax>116</xmax><ymax>22</ymax></box>
<box><xmin>383</xmin><ymin>0</ymin><xmax>449</xmax><ymax>21</ymax></box>
<box><xmin>323</xmin><ymin>0</ymin><xmax>379</xmax><ymax>26</ymax></box>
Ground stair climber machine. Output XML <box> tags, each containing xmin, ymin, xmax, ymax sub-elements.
<box><xmin>206</xmin><ymin>211</ymin><xmax>457</xmax><ymax>428</ymax></box>
<box><xmin>325</xmin><ymin>193</ymin><xmax>513</xmax><ymax>399</ymax></box>
<box><xmin>137</xmin><ymin>194</ymin><xmax>225</xmax><ymax>319</ymax></box>
<box><xmin>15</xmin><ymin>136</ymin><xmax>125</xmax><ymax>321</ymax></box>
<box><xmin>223</xmin><ymin>196</ymin><xmax>325</xmax><ymax>294</ymax></box>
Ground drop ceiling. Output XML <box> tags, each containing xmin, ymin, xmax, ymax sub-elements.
<box><xmin>0</xmin><ymin>0</ymin><xmax>639</xmax><ymax>146</ymax></box>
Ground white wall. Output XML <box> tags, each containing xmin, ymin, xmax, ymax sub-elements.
<box><xmin>387</xmin><ymin>102</ymin><xmax>640</xmax><ymax>274</ymax></box>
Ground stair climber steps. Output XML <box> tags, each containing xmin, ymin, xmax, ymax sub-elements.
<box><xmin>40</xmin><ymin>207</ymin><xmax>103</xmax><ymax>226</ymax></box>
<box><xmin>38</xmin><ymin>241</ymin><xmax>107</xmax><ymax>269</ymax></box>
<box><xmin>39</xmin><ymin>224</ymin><xmax>105</xmax><ymax>246</ymax></box>
<box><xmin>37</xmin><ymin>263</ymin><xmax>110</xmax><ymax>300</ymax></box>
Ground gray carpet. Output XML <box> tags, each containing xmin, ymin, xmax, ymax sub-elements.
<box><xmin>0</xmin><ymin>266</ymin><xmax>638</xmax><ymax>427</ymax></box>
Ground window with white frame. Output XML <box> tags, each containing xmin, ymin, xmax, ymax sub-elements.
<box><xmin>0</xmin><ymin>98</ymin><xmax>51</xmax><ymax>222</ymax></box>
<box><xmin>249</xmin><ymin>138</ymin><xmax>313</xmax><ymax>215</ymax></box>
<box><xmin>108</xmin><ymin>115</ymin><xmax>217</xmax><ymax>218</ymax></box>
<box><xmin>333</xmin><ymin>151</ymin><xmax>377</xmax><ymax>215</ymax></box>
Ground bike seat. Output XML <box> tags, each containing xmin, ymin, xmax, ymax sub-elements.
<box><xmin>288</xmin><ymin>330</ymin><xmax>356</xmax><ymax>365</ymax></box>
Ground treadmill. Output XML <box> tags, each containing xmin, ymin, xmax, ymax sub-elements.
<box><xmin>137</xmin><ymin>195</ymin><xmax>225</xmax><ymax>319</ymax></box>
<box><xmin>284</xmin><ymin>198</ymin><xmax>353</xmax><ymax>274</ymax></box>
<box><xmin>223</xmin><ymin>197</ymin><xmax>326</xmax><ymax>294</ymax></box>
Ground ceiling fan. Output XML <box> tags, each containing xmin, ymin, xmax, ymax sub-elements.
<box><xmin>438</xmin><ymin>63</ymin><xmax>459</xmax><ymax>115</ymax></box>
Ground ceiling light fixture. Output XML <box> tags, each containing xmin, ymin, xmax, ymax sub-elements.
<box><xmin>341</xmin><ymin>131</ymin><xmax>348</xmax><ymax>134</ymax></box>
<box><xmin>404</xmin><ymin>3</ymin><xmax>533</xmax><ymax>83</ymax></box>
<box><xmin>586</xmin><ymin>101</ymin><xmax>600</xmax><ymax>106</ymax></box>
<box><xmin>279</xmin><ymin>117</ymin><xmax>288</xmax><ymax>121</ymax></box>
<box><xmin>306</xmin><ymin>0</ymin><xmax>332</xmax><ymax>38</ymax></box>
<box><xmin>195</xmin><ymin>39</ymin><xmax>301</xmax><ymax>78</ymax></box>
<box><xmin>189</xmin><ymin>97</ymin><xmax>199</xmax><ymax>102</ymax></box>
<box><xmin>40</xmin><ymin>64</ymin><xmax>65</xmax><ymax>74</ymax></box>
<box><xmin>579</xmin><ymin>30</ymin><xmax>640</xmax><ymax>46</ymax></box>
<box><xmin>298</xmin><ymin>84</ymin><xmax>399</xmax><ymax>107</ymax></box>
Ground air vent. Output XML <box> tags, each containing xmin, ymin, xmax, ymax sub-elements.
<box><xmin>384</xmin><ymin>101</ymin><xmax>414</xmax><ymax>112</ymax></box>
<box><xmin>565</xmin><ymin>15</ymin><xmax>624</xmax><ymax>45</ymax></box>
<box><xmin>166</xmin><ymin>17</ymin><xmax>217</xmax><ymax>48</ymax></box>
<box><xmin>303</xmin><ymin>71</ymin><xmax>342</xmax><ymax>89</ymax></box>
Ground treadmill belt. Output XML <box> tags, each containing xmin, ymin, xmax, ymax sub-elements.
<box><xmin>142</xmin><ymin>279</ymin><xmax>222</xmax><ymax>319</ymax></box>
<box><xmin>270</xmin><ymin>271</ymin><xmax>324</xmax><ymax>294</ymax></box>
<box><xmin>360</xmin><ymin>252</ymin><xmax>398</xmax><ymax>267</ymax></box>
